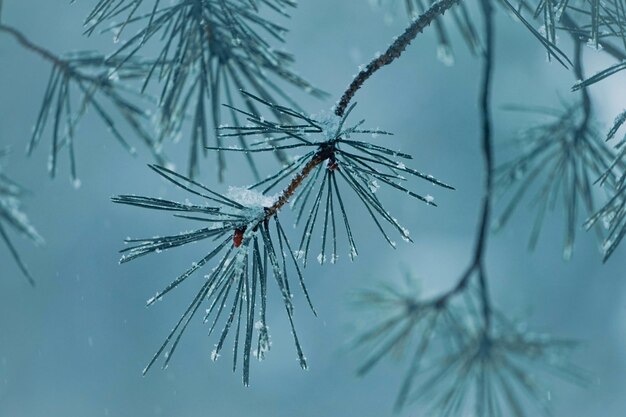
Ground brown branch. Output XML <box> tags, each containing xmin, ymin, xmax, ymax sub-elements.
<box><xmin>334</xmin><ymin>0</ymin><xmax>461</xmax><ymax>117</ymax></box>
<box><xmin>265</xmin><ymin>144</ymin><xmax>334</xmax><ymax>217</ymax></box>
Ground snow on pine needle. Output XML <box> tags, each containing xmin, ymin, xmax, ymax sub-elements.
<box><xmin>112</xmin><ymin>164</ymin><xmax>314</xmax><ymax>385</ymax></box>
<box><xmin>0</xmin><ymin>149</ymin><xmax>43</xmax><ymax>285</ymax></box>
<box><xmin>216</xmin><ymin>91</ymin><xmax>454</xmax><ymax>267</ymax></box>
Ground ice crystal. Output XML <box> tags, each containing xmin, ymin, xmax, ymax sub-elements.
<box><xmin>226</xmin><ymin>187</ymin><xmax>277</xmax><ymax>209</ymax></box>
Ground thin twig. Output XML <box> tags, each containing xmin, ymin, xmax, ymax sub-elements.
<box><xmin>424</xmin><ymin>0</ymin><xmax>495</xmax><ymax>329</ymax></box>
<box><xmin>573</xmin><ymin>37</ymin><xmax>591</xmax><ymax>140</ymax></box>
<box><xmin>475</xmin><ymin>0</ymin><xmax>495</xmax><ymax>330</ymax></box>
<box><xmin>266</xmin><ymin>145</ymin><xmax>334</xmax><ymax>217</ymax></box>
<box><xmin>0</xmin><ymin>24</ymin><xmax>67</xmax><ymax>68</ymax></box>
<box><xmin>334</xmin><ymin>0</ymin><xmax>461</xmax><ymax>117</ymax></box>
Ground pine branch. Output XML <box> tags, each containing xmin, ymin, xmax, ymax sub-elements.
<box><xmin>226</xmin><ymin>0</ymin><xmax>462</xmax><ymax>231</ymax></box>
<box><xmin>113</xmin><ymin>0</ymin><xmax>457</xmax><ymax>382</ymax></box>
<box><xmin>84</xmin><ymin>0</ymin><xmax>326</xmax><ymax>180</ymax></box>
<box><xmin>350</xmin><ymin>4</ymin><xmax>591</xmax><ymax>414</ymax></box>
<box><xmin>217</xmin><ymin>92</ymin><xmax>453</xmax><ymax>263</ymax></box>
<box><xmin>352</xmin><ymin>273</ymin><xmax>589</xmax><ymax>414</ymax></box>
<box><xmin>113</xmin><ymin>96</ymin><xmax>453</xmax><ymax>377</ymax></box>
<box><xmin>518</xmin><ymin>5</ymin><xmax>626</xmax><ymax>261</ymax></box>
<box><xmin>493</xmin><ymin>37</ymin><xmax>617</xmax><ymax>259</ymax></box>
<box><xmin>494</xmin><ymin>101</ymin><xmax>615</xmax><ymax>258</ymax></box>
<box><xmin>114</xmin><ymin>167</ymin><xmax>310</xmax><ymax>384</ymax></box>
<box><xmin>0</xmin><ymin>24</ymin><xmax>164</xmax><ymax>184</ymax></box>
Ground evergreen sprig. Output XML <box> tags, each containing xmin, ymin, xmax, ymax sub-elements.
<box><xmin>88</xmin><ymin>0</ymin><xmax>326</xmax><ymax>180</ymax></box>
<box><xmin>0</xmin><ymin>149</ymin><xmax>43</xmax><ymax>285</ymax></box>
<box><xmin>29</xmin><ymin>51</ymin><xmax>164</xmax><ymax>184</ymax></box>
<box><xmin>353</xmin><ymin>273</ymin><xmax>587</xmax><ymax>414</ymax></box>
<box><xmin>113</xmin><ymin>93</ymin><xmax>453</xmax><ymax>381</ymax></box>
<box><xmin>112</xmin><ymin>0</ymin><xmax>461</xmax><ymax>383</ymax></box>
<box><xmin>0</xmin><ymin>24</ymin><xmax>163</xmax><ymax>184</ymax></box>
<box><xmin>0</xmin><ymin>0</ymin><xmax>622</xmax><ymax>411</ymax></box>
<box><xmin>493</xmin><ymin>102</ymin><xmax>615</xmax><ymax>259</ymax></box>
<box><xmin>216</xmin><ymin>91</ymin><xmax>454</xmax><ymax>265</ymax></box>
<box><xmin>113</xmin><ymin>164</ymin><xmax>313</xmax><ymax>385</ymax></box>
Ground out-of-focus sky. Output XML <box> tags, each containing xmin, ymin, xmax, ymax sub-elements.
<box><xmin>0</xmin><ymin>1</ymin><xmax>625</xmax><ymax>416</ymax></box>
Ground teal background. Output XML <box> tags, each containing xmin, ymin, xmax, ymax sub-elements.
<box><xmin>1</xmin><ymin>1</ymin><xmax>625</xmax><ymax>416</ymax></box>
